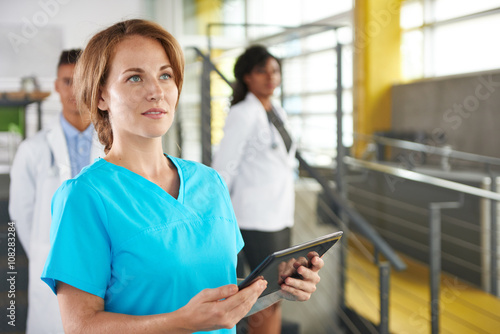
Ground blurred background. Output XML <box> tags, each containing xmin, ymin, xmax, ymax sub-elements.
<box><xmin>1</xmin><ymin>1</ymin><xmax>500</xmax><ymax>333</ymax></box>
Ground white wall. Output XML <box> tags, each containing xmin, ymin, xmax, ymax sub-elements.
<box><xmin>0</xmin><ymin>0</ymin><xmax>184</xmax><ymax>136</ymax></box>
<box><xmin>0</xmin><ymin>0</ymin><xmax>150</xmax><ymax>79</ymax></box>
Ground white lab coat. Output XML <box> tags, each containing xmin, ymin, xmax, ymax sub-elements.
<box><xmin>212</xmin><ymin>92</ymin><xmax>297</xmax><ymax>232</ymax></box>
<box><xmin>9</xmin><ymin>115</ymin><xmax>103</xmax><ymax>334</ymax></box>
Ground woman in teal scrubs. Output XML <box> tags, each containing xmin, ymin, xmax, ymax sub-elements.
<box><xmin>42</xmin><ymin>19</ymin><xmax>324</xmax><ymax>333</ymax></box>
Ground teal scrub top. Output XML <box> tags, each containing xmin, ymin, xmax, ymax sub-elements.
<box><xmin>42</xmin><ymin>156</ymin><xmax>243</xmax><ymax>334</ymax></box>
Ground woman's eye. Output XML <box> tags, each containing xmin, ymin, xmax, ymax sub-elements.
<box><xmin>160</xmin><ymin>73</ymin><xmax>171</xmax><ymax>80</ymax></box>
<box><xmin>128</xmin><ymin>75</ymin><xmax>141</xmax><ymax>82</ymax></box>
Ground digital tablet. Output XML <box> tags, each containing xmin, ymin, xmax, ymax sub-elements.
<box><xmin>238</xmin><ymin>231</ymin><xmax>343</xmax><ymax>297</ymax></box>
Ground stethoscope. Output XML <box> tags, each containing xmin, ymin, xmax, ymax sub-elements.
<box><xmin>268</xmin><ymin>118</ymin><xmax>278</xmax><ymax>150</ymax></box>
<box><xmin>267</xmin><ymin>107</ymin><xmax>279</xmax><ymax>150</ymax></box>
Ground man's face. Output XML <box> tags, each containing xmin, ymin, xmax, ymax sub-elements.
<box><xmin>55</xmin><ymin>64</ymin><xmax>79</xmax><ymax>116</ymax></box>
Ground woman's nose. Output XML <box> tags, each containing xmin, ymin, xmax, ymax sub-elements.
<box><xmin>147</xmin><ymin>80</ymin><xmax>164</xmax><ymax>101</ymax></box>
<box><xmin>267</xmin><ymin>70</ymin><xmax>279</xmax><ymax>80</ymax></box>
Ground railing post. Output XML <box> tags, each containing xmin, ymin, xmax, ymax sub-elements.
<box><xmin>489</xmin><ymin>174</ymin><xmax>498</xmax><ymax>296</ymax></box>
<box><xmin>429</xmin><ymin>199</ymin><xmax>462</xmax><ymax>334</ymax></box>
<box><xmin>335</xmin><ymin>39</ymin><xmax>349</xmax><ymax>310</ymax></box>
<box><xmin>201</xmin><ymin>56</ymin><xmax>212</xmax><ymax>166</ymax></box>
<box><xmin>335</xmin><ymin>41</ymin><xmax>344</xmax><ymax>195</ymax></box>
<box><xmin>429</xmin><ymin>204</ymin><xmax>442</xmax><ymax>334</ymax></box>
<box><xmin>379</xmin><ymin>262</ymin><xmax>390</xmax><ymax>334</ymax></box>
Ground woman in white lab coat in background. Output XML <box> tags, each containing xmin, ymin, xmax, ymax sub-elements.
<box><xmin>213</xmin><ymin>45</ymin><xmax>297</xmax><ymax>334</ymax></box>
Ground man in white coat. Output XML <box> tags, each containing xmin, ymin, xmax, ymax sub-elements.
<box><xmin>9</xmin><ymin>49</ymin><xmax>103</xmax><ymax>334</ymax></box>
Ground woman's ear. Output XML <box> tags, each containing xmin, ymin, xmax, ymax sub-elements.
<box><xmin>97</xmin><ymin>89</ymin><xmax>108</xmax><ymax>111</ymax></box>
<box><xmin>243</xmin><ymin>74</ymin><xmax>250</xmax><ymax>85</ymax></box>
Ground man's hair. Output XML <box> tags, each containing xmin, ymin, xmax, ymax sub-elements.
<box><xmin>57</xmin><ymin>49</ymin><xmax>82</xmax><ymax>68</ymax></box>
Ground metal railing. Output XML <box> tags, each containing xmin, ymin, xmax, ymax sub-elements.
<box><xmin>357</xmin><ymin>133</ymin><xmax>500</xmax><ymax>298</ymax></box>
<box><xmin>188</xmin><ymin>22</ymin><xmax>407</xmax><ymax>333</ymax></box>
<box><xmin>345</xmin><ymin>155</ymin><xmax>500</xmax><ymax>334</ymax></box>
<box><xmin>357</xmin><ymin>133</ymin><xmax>500</xmax><ymax>167</ymax></box>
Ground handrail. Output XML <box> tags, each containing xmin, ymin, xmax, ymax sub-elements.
<box><xmin>187</xmin><ymin>47</ymin><xmax>232</xmax><ymax>87</ymax></box>
<box><xmin>191</xmin><ymin>43</ymin><xmax>410</xmax><ymax>331</ymax></box>
<box><xmin>345</xmin><ymin>155</ymin><xmax>500</xmax><ymax>331</ymax></box>
<box><xmin>344</xmin><ymin>156</ymin><xmax>500</xmax><ymax>201</ymax></box>
<box><xmin>206</xmin><ymin>23</ymin><xmax>343</xmax><ymax>55</ymax></box>
<box><xmin>297</xmin><ymin>152</ymin><xmax>407</xmax><ymax>271</ymax></box>
<box><xmin>187</xmin><ymin>46</ymin><xmax>407</xmax><ymax>271</ymax></box>
<box><xmin>356</xmin><ymin>133</ymin><xmax>500</xmax><ymax>166</ymax></box>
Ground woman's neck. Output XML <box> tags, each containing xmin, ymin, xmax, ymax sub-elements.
<box><xmin>105</xmin><ymin>137</ymin><xmax>167</xmax><ymax>176</ymax></box>
<box><xmin>106</xmin><ymin>138</ymin><xmax>180</xmax><ymax>198</ymax></box>
<box><xmin>253</xmin><ymin>93</ymin><xmax>273</xmax><ymax>111</ymax></box>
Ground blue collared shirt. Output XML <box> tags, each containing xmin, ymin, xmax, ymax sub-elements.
<box><xmin>60</xmin><ymin>114</ymin><xmax>94</xmax><ymax>178</ymax></box>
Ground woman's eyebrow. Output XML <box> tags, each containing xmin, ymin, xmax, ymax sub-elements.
<box><xmin>122</xmin><ymin>65</ymin><xmax>172</xmax><ymax>74</ymax></box>
<box><xmin>122</xmin><ymin>67</ymin><xmax>144</xmax><ymax>74</ymax></box>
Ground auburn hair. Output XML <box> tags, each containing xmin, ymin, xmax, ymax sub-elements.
<box><xmin>74</xmin><ymin>19</ymin><xmax>185</xmax><ymax>153</ymax></box>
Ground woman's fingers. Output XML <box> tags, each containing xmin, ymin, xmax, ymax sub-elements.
<box><xmin>195</xmin><ymin>284</ymin><xmax>239</xmax><ymax>302</ymax></box>
<box><xmin>279</xmin><ymin>254</ymin><xmax>324</xmax><ymax>301</ymax></box>
<box><xmin>180</xmin><ymin>280</ymin><xmax>267</xmax><ymax>331</ymax></box>
<box><xmin>311</xmin><ymin>256</ymin><xmax>325</xmax><ymax>272</ymax></box>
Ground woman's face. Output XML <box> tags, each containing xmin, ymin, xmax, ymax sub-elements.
<box><xmin>98</xmin><ymin>35</ymin><xmax>178</xmax><ymax>142</ymax></box>
<box><xmin>243</xmin><ymin>57</ymin><xmax>281</xmax><ymax>99</ymax></box>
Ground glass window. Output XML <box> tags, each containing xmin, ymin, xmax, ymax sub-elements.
<box><xmin>434</xmin><ymin>0</ymin><xmax>500</xmax><ymax>21</ymax></box>
<box><xmin>400</xmin><ymin>0</ymin><xmax>423</xmax><ymax>29</ymax></box>
<box><xmin>302</xmin><ymin>0</ymin><xmax>353</xmax><ymax>22</ymax></box>
<box><xmin>401</xmin><ymin>29</ymin><xmax>424</xmax><ymax>80</ymax></box>
<box><xmin>247</xmin><ymin>0</ymin><xmax>302</xmax><ymax>39</ymax></box>
<box><xmin>433</xmin><ymin>13</ymin><xmax>500</xmax><ymax>76</ymax></box>
<box><xmin>401</xmin><ymin>0</ymin><xmax>500</xmax><ymax>78</ymax></box>
<box><xmin>181</xmin><ymin>0</ymin><xmax>354</xmax><ymax>164</ymax></box>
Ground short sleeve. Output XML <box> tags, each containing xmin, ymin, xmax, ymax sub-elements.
<box><xmin>41</xmin><ymin>179</ymin><xmax>111</xmax><ymax>298</ymax></box>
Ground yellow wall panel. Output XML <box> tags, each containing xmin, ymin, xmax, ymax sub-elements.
<box><xmin>353</xmin><ymin>0</ymin><xmax>403</xmax><ymax>156</ymax></box>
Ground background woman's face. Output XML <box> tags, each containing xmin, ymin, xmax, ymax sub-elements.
<box><xmin>243</xmin><ymin>57</ymin><xmax>281</xmax><ymax>99</ymax></box>
<box><xmin>98</xmin><ymin>35</ymin><xmax>179</xmax><ymax>142</ymax></box>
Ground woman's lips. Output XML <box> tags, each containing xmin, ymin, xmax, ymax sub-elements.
<box><xmin>142</xmin><ymin>108</ymin><xmax>166</xmax><ymax>119</ymax></box>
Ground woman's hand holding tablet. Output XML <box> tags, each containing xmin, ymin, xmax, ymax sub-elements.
<box><xmin>238</xmin><ymin>231</ymin><xmax>343</xmax><ymax>298</ymax></box>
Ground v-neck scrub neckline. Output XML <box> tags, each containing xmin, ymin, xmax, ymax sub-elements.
<box><xmin>99</xmin><ymin>154</ymin><xmax>185</xmax><ymax>204</ymax></box>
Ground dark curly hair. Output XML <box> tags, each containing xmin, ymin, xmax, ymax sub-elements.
<box><xmin>231</xmin><ymin>45</ymin><xmax>281</xmax><ymax>106</ymax></box>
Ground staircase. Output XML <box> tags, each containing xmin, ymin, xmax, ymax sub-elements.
<box><xmin>346</xmin><ymin>238</ymin><xmax>500</xmax><ymax>333</ymax></box>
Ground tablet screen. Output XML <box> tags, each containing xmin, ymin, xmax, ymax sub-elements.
<box><xmin>238</xmin><ymin>231</ymin><xmax>343</xmax><ymax>297</ymax></box>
